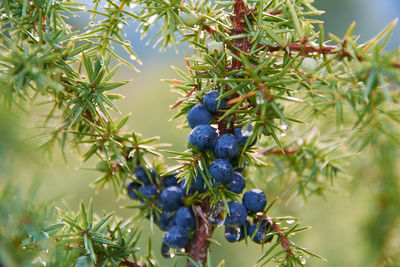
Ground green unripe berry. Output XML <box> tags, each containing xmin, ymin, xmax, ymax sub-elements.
<box><xmin>180</xmin><ymin>11</ymin><xmax>200</xmax><ymax>27</ymax></box>
<box><xmin>207</xmin><ymin>41</ymin><xmax>224</xmax><ymax>55</ymax></box>
<box><xmin>76</xmin><ymin>256</ymin><xmax>94</xmax><ymax>267</ymax></box>
<box><xmin>96</xmin><ymin>161</ymin><xmax>109</xmax><ymax>172</ymax></box>
<box><xmin>301</xmin><ymin>57</ymin><xmax>318</xmax><ymax>71</ymax></box>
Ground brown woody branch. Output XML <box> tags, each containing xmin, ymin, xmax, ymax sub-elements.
<box><xmin>259</xmin><ymin>216</ymin><xmax>292</xmax><ymax>260</ymax></box>
<box><xmin>259</xmin><ymin>42</ymin><xmax>400</xmax><ymax>68</ymax></box>
<box><xmin>187</xmin><ymin>199</ymin><xmax>213</xmax><ymax>267</ymax></box>
<box><xmin>263</xmin><ymin>147</ymin><xmax>298</xmax><ymax>155</ymax></box>
<box><xmin>258</xmin><ymin>42</ymin><xmax>351</xmax><ymax>58</ymax></box>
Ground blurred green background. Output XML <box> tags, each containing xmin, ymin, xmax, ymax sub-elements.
<box><xmin>1</xmin><ymin>0</ymin><xmax>399</xmax><ymax>266</ymax></box>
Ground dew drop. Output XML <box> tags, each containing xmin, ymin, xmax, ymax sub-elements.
<box><xmin>130</xmin><ymin>55</ymin><xmax>136</xmax><ymax>61</ymax></box>
<box><xmin>286</xmin><ymin>220</ymin><xmax>295</xmax><ymax>224</ymax></box>
<box><xmin>280</xmin><ymin>124</ymin><xmax>289</xmax><ymax>131</ymax></box>
<box><xmin>118</xmin><ymin>23</ymin><xmax>123</xmax><ymax>29</ymax></box>
<box><xmin>129</xmin><ymin>3</ymin><xmax>136</xmax><ymax>8</ymax></box>
<box><xmin>208</xmin><ymin>203</ymin><xmax>225</xmax><ymax>228</ymax></box>
<box><xmin>297</xmin><ymin>138</ymin><xmax>304</xmax><ymax>146</ymax></box>
<box><xmin>225</xmin><ymin>226</ymin><xmax>241</xmax><ymax>242</ymax></box>
<box><xmin>241</xmin><ymin>126</ymin><xmax>253</xmax><ymax>137</ymax></box>
<box><xmin>256</xmin><ymin>95</ymin><xmax>265</xmax><ymax>105</ymax></box>
<box><xmin>301</xmin><ymin>257</ymin><xmax>306</xmax><ymax>264</ymax></box>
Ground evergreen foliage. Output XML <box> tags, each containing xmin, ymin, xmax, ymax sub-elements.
<box><xmin>0</xmin><ymin>0</ymin><xmax>399</xmax><ymax>266</ymax></box>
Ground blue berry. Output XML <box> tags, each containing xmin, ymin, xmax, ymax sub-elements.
<box><xmin>161</xmin><ymin>242</ymin><xmax>173</xmax><ymax>258</ymax></box>
<box><xmin>187</xmin><ymin>104</ymin><xmax>212</xmax><ymax>128</ymax></box>
<box><xmin>126</xmin><ymin>181</ymin><xmax>141</xmax><ymax>200</ymax></box>
<box><xmin>234</xmin><ymin>125</ymin><xmax>257</xmax><ymax>146</ymax></box>
<box><xmin>227</xmin><ymin>172</ymin><xmax>245</xmax><ymax>194</ymax></box>
<box><xmin>138</xmin><ymin>185</ymin><xmax>158</xmax><ymax>202</ymax></box>
<box><xmin>214</xmin><ymin>134</ymin><xmax>240</xmax><ymax>159</ymax></box>
<box><xmin>203</xmin><ymin>90</ymin><xmax>227</xmax><ymax>113</ymax></box>
<box><xmin>242</xmin><ymin>189</ymin><xmax>267</xmax><ymax>213</ymax></box>
<box><xmin>157</xmin><ymin>210</ymin><xmax>176</xmax><ymax>231</ymax></box>
<box><xmin>249</xmin><ymin>220</ymin><xmax>273</xmax><ymax>244</ymax></box>
<box><xmin>175</xmin><ymin>206</ymin><xmax>196</xmax><ymax>230</ymax></box>
<box><xmin>160</xmin><ymin>186</ymin><xmax>184</xmax><ymax>211</ymax></box>
<box><xmin>135</xmin><ymin>164</ymin><xmax>156</xmax><ymax>185</ymax></box>
<box><xmin>181</xmin><ymin>173</ymin><xmax>206</xmax><ymax>195</ymax></box>
<box><xmin>238</xmin><ymin>219</ymin><xmax>251</xmax><ymax>241</ymax></box>
<box><xmin>162</xmin><ymin>172</ymin><xmax>179</xmax><ymax>187</ymax></box>
<box><xmin>224</xmin><ymin>226</ymin><xmax>240</xmax><ymax>242</ymax></box>
<box><xmin>224</xmin><ymin>201</ymin><xmax>247</xmax><ymax>227</ymax></box>
<box><xmin>209</xmin><ymin>159</ymin><xmax>233</xmax><ymax>183</ymax></box>
<box><xmin>163</xmin><ymin>225</ymin><xmax>190</xmax><ymax>248</ymax></box>
<box><xmin>188</xmin><ymin>125</ymin><xmax>218</xmax><ymax>151</ymax></box>
<box><xmin>231</xmin><ymin>156</ymin><xmax>246</xmax><ymax>172</ymax></box>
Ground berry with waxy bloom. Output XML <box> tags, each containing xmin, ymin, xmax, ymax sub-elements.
<box><xmin>187</xmin><ymin>104</ymin><xmax>212</xmax><ymax>128</ymax></box>
<box><xmin>242</xmin><ymin>189</ymin><xmax>267</xmax><ymax>213</ymax></box>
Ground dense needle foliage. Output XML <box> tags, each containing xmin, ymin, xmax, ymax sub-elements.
<box><xmin>0</xmin><ymin>0</ymin><xmax>399</xmax><ymax>266</ymax></box>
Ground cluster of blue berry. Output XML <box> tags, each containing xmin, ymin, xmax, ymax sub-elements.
<box><xmin>125</xmin><ymin>90</ymin><xmax>273</xmax><ymax>259</ymax></box>
<box><xmin>126</xmin><ymin>166</ymin><xmax>196</xmax><ymax>256</ymax></box>
<box><xmin>187</xmin><ymin>91</ymin><xmax>274</xmax><ymax>244</ymax></box>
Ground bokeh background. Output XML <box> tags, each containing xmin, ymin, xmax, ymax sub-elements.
<box><xmin>1</xmin><ymin>0</ymin><xmax>399</xmax><ymax>266</ymax></box>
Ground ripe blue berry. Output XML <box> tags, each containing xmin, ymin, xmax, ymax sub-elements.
<box><xmin>249</xmin><ymin>220</ymin><xmax>273</xmax><ymax>244</ymax></box>
<box><xmin>242</xmin><ymin>189</ymin><xmax>267</xmax><ymax>213</ymax></box>
<box><xmin>157</xmin><ymin>210</ymin><xmax>176</xmax><ymax>231</ymax></box>
<box><xmin>187</xmin><ymin>104</ymin><xmax>212</xmax><ymax>128</ymax></box>
<box><xmin>161</xmin><ymin>242</ymin><xmax>173</xmax><ymax>258</ymax></box>
<box><xmin>227</xmin><ymin>172</ymin><xmax>245</xmax><ymax>194</ymax></box>
<box><xmin>138</xmin><ymin>185</ymin><xmax>158</xmax><ymax>202</ymax></box>
<box><xmin>175</xmin><ymin>206</ymin><xmax>196</xmax><ymax>230</ymax></box>
<box><xmin>224</xmin><ymin>201</ymin><xmax>247</xmax><ymax>227</ymax></box>
<box><xmin>214</xmin><ymin>134</ymin><xmax>240</xmax><ymax>159</ymax></box>
<box><xmin>203</xmin><ymin>90</ymin><xmax>227</xmax><ymax>113</ymax></box>
<box><xmin>160</xmin><ymin>186</ymin><xmax>184</xmax><ymax>211</ymax></box>
<box><xmin>162</xmin><ymin>172</ymin><xmax>179</xmax><ymax>187</ymax></box>
<box><xmin>135</xmin><ymin>164</ymin><xmax>156</xmax><ymax>185</ymax></box>
<box><xmin>181</xmin><ymin>173</ymin><xmax>206</xmax><ymax>195</ymax></box>
<box><xmin>163</xmin><ymin>225</ymin><xmax>190</xmax><ymax>248</ymax></box>
<box><xmin>188</xmin><ymin>125</ymin><xmax>218</xmax><ymax>151</ymax></box>
<box><xmin>234</xmin><ymin>125</ymin><xmax>256</xmax><ymax>146</ymax></box>
<box><xmin>224</xmin><ymin>226</ymin><xmax>240</xmax><ymax>242</ymax></box>
<box><xmin>209</xmin><ymin>159</ymin><xmax>233</xmax><ymax>183</ymax></box>
<box><xmin>126</xmin><ymin>181</ymin><xmax>141</xmax><ymax>200</ymax></box>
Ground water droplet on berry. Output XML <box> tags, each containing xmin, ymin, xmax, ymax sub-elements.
<box><xmin>241</xmin><ymin>126</ymin><xmax>253</xmax><ymax>137</ymax></box>
<box><xmin>225</xmin><ymin>226</ymin><xmax>241</xmax><ymax>242</ymax></box>
<box><xmin>208</xmin><ymin>203</ymin><xmax>225</xmax><ymax>227</ymax></box>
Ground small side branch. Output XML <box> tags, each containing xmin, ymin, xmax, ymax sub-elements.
<box><xmin>263</xmin><ymin>147</ymin><xmax>298</xmax><ymax>156</ymax></box>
